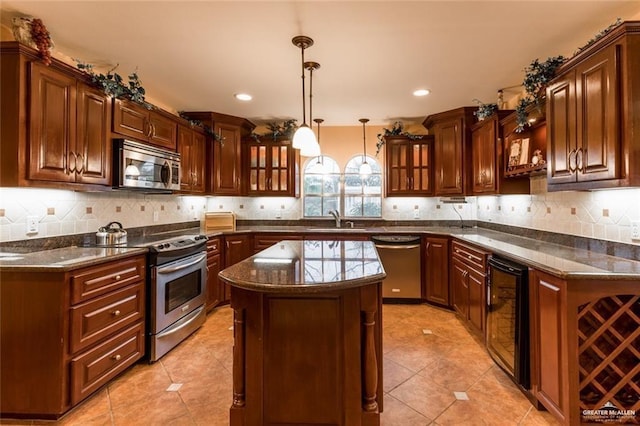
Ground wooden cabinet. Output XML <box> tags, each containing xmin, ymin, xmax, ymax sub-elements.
<box><xmin>254</xmin><ymin>233</ymin><xmax>303</xmax><ymax>253</ymax></box>
<box><xmin>529</xmin><ymin>267</ymin><xmax>640</xmax><ymax>425</ymax></box>
<box><xmin>220</xmin><ymin>234</ymin><xmax>253</xmax><ymax>303</ymax></box>
<box><xmin>180</xmin><ymin>111</ymin><xmax>255</xmax><ymax>195</ymax></box>
<box><xmin>547</xmin><ymin>22</ymin><xmax>640</xmax><ymax>191</ymax></box>
<box><xmin>423</xmin><ymin>236</ymin><xmax>449</xmax><ymax>306</ymax></box>
<box><xmin>0</xmin><ymin>254</ymin><xmax>146</xmax><ymax>418</ymax></box>
<box><xmin>384</xmin><ymin>135</ymin><xmax>434</xmax><ymax>195</ymax></box>
<box><xmin>450</xmin><ymin>240</ymin><xmax>488</xmax><ymax>334</ymax></box>
<box><xmin>112</xmin><ymin>98</ymin><xmax>177</xmax><ymax>150</ymax></box>
<box><xmin>206</xmin><ymin>237</ymin><xmax>223</xmax><ymax>310</ymax></box>
<box><xmin>470</xmin><ymin>111</ymin><xmax>529</xmax><ymax>195</ymax></box>
<box><xmin>423</xmin><ymin>107</ymin><xmax>477</xmax><ymax>196</ymax></box>
<box><xmin>1</xmin><ymin>43</ymin><xmax>112</xmax><ymax>189</ymax></box>
<box><xmin>245</xmin><ymin>137</ymin><xmax>299</xmax><ymax>196</ymax></box>
<box><xmin>178</xmin><ymin>124</ymin><xmax>207</xmax><ymax>193</ymax></box>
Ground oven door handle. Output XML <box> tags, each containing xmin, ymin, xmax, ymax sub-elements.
<box><xmin>157</xmin><ymin>253</ymin><xmax>207</xmax><ymax>274</ymax></box>
<box><xmin>156</xmin><ymin>306</ymin><xmax>205</xmax><ymax>339</ymax></box>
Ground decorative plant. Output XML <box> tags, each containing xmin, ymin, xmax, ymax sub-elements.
<box><xmin>250</xmin><ymin>119</ymin><xmax>298</xmax><ymax>142</ymax></box>
<box><xmin>75</xmin><ymin>61</ymin><xmax>150</xmax><ymax>107</ymax></box>
<box><xmin>472</xmin><ymin>99</ymin><xmax>498</xmax><ymax>121</ymax></box>
<box><xmin>515</xmin><ymin>55</ymin><xmax>566</xmax><ymax>132</ymax></box>
<box><xmin>375</xmin><ymin>121</ymin><xmax>424</xmax><ymax>157</ymax></box>
<box><xmin>176</xmin><ymin>112</ymin><xmax>222</xmax><ymax>141</ymax></box>
<box><xmin>573</xmin><ymin>18</ymin><xmax>622</xmax><ymax>56</ymax></box>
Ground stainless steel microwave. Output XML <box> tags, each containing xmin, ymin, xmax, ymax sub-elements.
<box><xmin>113</xmin><ymin>139</ymin><xmax>180</xmax><ymax>192</ymax></box>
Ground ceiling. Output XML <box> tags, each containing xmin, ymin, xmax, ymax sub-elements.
<box><xmin>2</xmin><ymin>1</ymin><xmax>639</xmax><ymax>126</ymax></box>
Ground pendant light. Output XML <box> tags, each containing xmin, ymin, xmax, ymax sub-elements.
<box><xmin>291</xmin><ymin>36</ymin><xmax>319</xmax><ymax>153</ymax></box>
<box><xmin>309</xmin><ymin>118</ymin><xmax>326</xmax><ymax>174</ymax></box>
<box><xmin>299</xmin><ymin>61</ymin><xmax>321</xmax><ymax>157</ymax></box>
<box><xmin>359</xmin><ymin>118</ymin><xmax>372</xmax><ymax>177</ymax></box>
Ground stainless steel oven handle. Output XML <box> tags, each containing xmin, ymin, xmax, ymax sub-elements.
<box><xmin>157</xmin><ymin>253</ymin><xmax>207</xmax><ymax>274</ymax></box>
<box><xmin>374</xmin><ymin>244</ymin><xmax>421</xmax><ymax>250</ymax></box>
<box><xmin>156</xmin><ymin>306</ymin><xmax>205</xmax><ymax>338</ymax></box>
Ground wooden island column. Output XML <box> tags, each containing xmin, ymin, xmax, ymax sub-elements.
<box><xmin>219</xmin><ymin>240</ymin><xmax>386</xmax><ymax>426</ymax></box>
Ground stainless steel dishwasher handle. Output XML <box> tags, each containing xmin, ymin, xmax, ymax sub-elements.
<box><xmin>374</xmin><ymin>244</ymin><xmax>421</xmax><ymax>250</ymax></box>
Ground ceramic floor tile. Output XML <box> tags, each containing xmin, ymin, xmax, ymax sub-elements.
<box><xmin>389</xmin><ymin>373</ymin><xmax>457</xmax><ymax>420</ymax></box>
<box><xmin>380</xmin><ymin>393</ymin><xmax>432</xmax><ymax>425</ymax></box>
<box><xmin>7</xmin><ymin>303</ymin><xmax>560</xmax><ymax>425</ymax></box>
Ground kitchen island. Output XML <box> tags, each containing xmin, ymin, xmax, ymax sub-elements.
<box><xmin>218</xmin><ymin>239</ymin><xmax>386</xmax><ymax>426</ymax></box>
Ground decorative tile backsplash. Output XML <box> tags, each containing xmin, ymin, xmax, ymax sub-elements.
<box><xmin>1</xmin><ymin>185</ymin><xmax>638</xmax><ymax>246</ymax></box>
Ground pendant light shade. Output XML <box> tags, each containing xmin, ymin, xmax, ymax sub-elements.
<box><xmin>292</xmin><ymin>36</ymin><xmax>319</xmax><ymax>152</ymax></box>
<box><xmin>359</xmin><ymin>118</ymin><xmax>372</xmax><ymax>177</ymax></box>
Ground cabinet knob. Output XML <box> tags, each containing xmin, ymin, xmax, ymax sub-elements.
<box><xmin>112</xmin><ymin>310</ymin><xmax>121</xmax><ymax>316</ymax></box>
<box><xmin>114</xmin><ymin>275</ymin><xmax>121</xmax><ymax>281</ymax></box>
<box><xmin>112</xmin><ymin>354</ymin><xmax>122</xmax><ymax>361</ymax></box>
<box><xmin>468</xmin><ymin>255</ymin><xmax>473</xmax><ymax>260</ymax></box>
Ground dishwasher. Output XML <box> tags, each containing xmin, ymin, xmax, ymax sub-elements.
<box><xmin>371</xmin><ymin>235</ymin><xmax>422</xmax><ymax>302</ymax></box>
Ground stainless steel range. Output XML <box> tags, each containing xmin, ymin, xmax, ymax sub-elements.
<box><xmin>146</xmin><ymin>234</ymin><xmax>208</xmax><ymax>362</ymax></box>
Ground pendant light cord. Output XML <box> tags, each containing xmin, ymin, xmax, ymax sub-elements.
<box><xmin>300</xmin><ymin>45</ymin><xmax>307</xmax><ymax>125</ymax></box>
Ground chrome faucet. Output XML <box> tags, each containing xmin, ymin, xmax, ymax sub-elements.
<box><xmin>328</xmin><ymin>209</ymin><xmax>341</xmax><ymax>228</ymax></box>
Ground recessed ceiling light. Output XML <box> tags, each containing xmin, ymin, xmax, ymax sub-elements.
<box><xmin>413</xmin><ymin>89</ymin><xmax>430</xmax><ymax>97</ymax></box>
<box><xmin>234</xmin><ymin>93</ymin><xmax>252</xmax><ymax>101</ymax></box>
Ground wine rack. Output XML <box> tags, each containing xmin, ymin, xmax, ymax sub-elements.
<box><xmin>577</xmin><ymin>295</ymin><xmax>640</xmax><ymax>414</ymax></box>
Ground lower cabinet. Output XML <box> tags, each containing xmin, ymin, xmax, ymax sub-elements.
<box><xmin>254</xmin><ymin>233</ymin><xmax>303</xmax><ymax>253</ymax></box>
<box><xmin>450</xmin><ymin>240</ymin><xmax>488</xmax><ymax>335</ymax></box>
<box><xmin>206</xmin><ymin>237</ymin><xmax>223</xmax><ymax>310</ymax></box>
<box><xmin>423</xmin><ymin>236</ymin><xmax>450</xmax><ymax>306</ymax></box>
<box><xmin>0</xmin><ymin>254</ymin><xmax>146</xmax><ymax>418</ymax></box>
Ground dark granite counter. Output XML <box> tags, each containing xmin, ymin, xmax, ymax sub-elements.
<box><xmin>219</xmin><ymin>240</ymin><xmax>386</xmax><ymax>293</ymax></box>
<box><xmin>0</xmin><ymin>246</ymin><xmax>148</xmax><ymax>271</ymax></box>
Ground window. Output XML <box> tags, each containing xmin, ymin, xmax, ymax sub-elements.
<box><xmin>344</xmin><ymin>155</ymin><xmax>382</xmax><ymax>217</ymax></box>
<box><xmin>302</xmin><ymin>155</ymin><xmax>382</xmax><ymax>218</ymax></box>
<box><xmin>303</xmin><ymin>156</ymin><xmax>341</xmax><ymax>217</ymax></box>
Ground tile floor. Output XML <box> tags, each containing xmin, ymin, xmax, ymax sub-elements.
<box><xmin>1</xmin><ymin>304</ymin><xmax>561</xmax><ymax>425</ymax></box>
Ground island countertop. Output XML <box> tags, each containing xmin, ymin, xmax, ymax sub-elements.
<box><xmin>218</xmin><ymin>239</ymin><xmax>386</xmax><ymax>293</ymax></box>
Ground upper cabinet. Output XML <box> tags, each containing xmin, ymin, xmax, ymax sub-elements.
<box><xmin>470</xmin><ymin>110</ymin><xmax>530</xmax><ymax>195</ymax></box>
<box><xmin>546</xmin><ymin>21</ymin><xmax>640</xmax><ymax>191</ymax></box>
<box><xmin>112</xmin><ymin>99</ymin><xmax>177</xmax><ymax>151</ymax></box>
<box><xmin>423</xmin><ymin>107</ymin><xmax>477</xmax><ymax>196</ymax></box>
<box><xmin>180</xmin><ymin>111</ymin><xmax>255</xmax><ymax>195</ymax></box>
<box><xmin>1</xmin><ymin>42</ymin><xmax>111</xmax><ymax>189</ymax></box>
<box><xmin>177</xmin><ymin>124</ymin><xmax>207</xmax><ymax>194</ymax></box>
<box><xmin>384</xmin><ymin>135</ymin><xmax>434</xmax><ymax>196</ymax></box>
<box><xmin>244</xmin><ymin>137</ymin><xmax>299</xmax><ymax>197</ymax></box>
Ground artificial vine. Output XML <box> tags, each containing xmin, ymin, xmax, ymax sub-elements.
<box><xmin>514</xmin><ymin>55</ymin><xmax>566</xmax><ymax>132</ymax></box>
<box><xmin>75</xmin><ymin>61</ymin><xmax>150</xmax><ymax>107</ymax></box>
<box><xmin>375</xmin><ymin>121</ymin><xmax>424</xmax><ymax>157</ymax></box>
<box><xmin>176</xmin><ymin>113</ymin><xmax>222</xmax><ymax>141</ymax></box>
<box><xmin>472</xmin><ymin>99</ymin><xmax>498</xmax><ymax>121</ymax></box>
<box><xmin>250</xmin><ymin>119</ymin><xmax>298</xmax><ymax>142</ymax></box>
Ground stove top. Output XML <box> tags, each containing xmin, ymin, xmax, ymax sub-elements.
<box><xmin>147</xmin><ymin>234</ymin><xmax>208</xmax><ymax>253</ymax></box>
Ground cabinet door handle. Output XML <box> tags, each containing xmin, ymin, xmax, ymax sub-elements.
<box><xmin>112</xmin><ymin>354</ymin><xmax>122</xmax><ymax>361</ymax></box>
<box><xmin>76</xmin><ymin>154</ymin><xmax>84</xmax><ymax>174</ymax></box>
<box><xmin>114</xmin><ymin>275</ymin><xmax>121</xmax><ymax>281</ymax></box>
<box><xmin>577</xmin><ymin>148</ymin><xmax>585</xmax><ymax>172</ymax></box>
<box><xmin>68</xmin><ymin>152</ymin><xmax>77</xmax><ymax>173</ymax></box>
<box><xmin>425</xmin><ymin>241</ymin><xmax>430</xmax><ymax>254</ymax></box>
<box><xmin>146</xmin><ymin>121</ymin><xmax>152</xmax><ymax>138</ymax></box>
<box><xmin>112</xmin><ymin>310</ymin><xmax>121</xmax><ymax>316</ymax></box>
<box><xmin>568</xmin><ymin>149</ymin><xmax>577</xmax><ymax>173</ymax></box>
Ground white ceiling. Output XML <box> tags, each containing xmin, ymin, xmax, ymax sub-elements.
<box><xmin>2</xmin><ymin>1</ymin><xmax>639</xmax><ymax>126</ymax></box>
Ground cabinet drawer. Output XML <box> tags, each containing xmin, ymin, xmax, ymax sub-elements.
<box><xmin>70</xmin><ymin>284</ymin><xmax>144</xmax><ymax>354</ymax></box>
<box><xmin>71</xmin><ymin>256</ymin><xmax>145</xmax><ymax>304</ymax></box>
<box><xmin>207</xmin><ymin>238</ymin><xmax>221</xmax><ymax>256</ymax></box>
<box><xmin>70</xmin><ymin>322</ymin><xmax>144</xmax><ymax>405</ymax></box>
<box><xmin>452</xmin><ymin>241</ymin><xmax>487</xmax><ymax>273</ymax></box>
<box><xmin>253</xmin><ymin>234</ymin><xmax>302</xmax><ymax>253</ymax></box>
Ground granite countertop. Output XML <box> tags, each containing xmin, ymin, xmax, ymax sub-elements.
<box><xmin>0</xmin><ymin>246</ymin><xmax>148</xmax><ymax>271</ymax></box>
<box><xmin>227</xmin><ymin>225</ymin><xmax>640</xmax><ymax>279</ymax></box>
<box><xmin>219</xmin><ymin>240</ymin><xmax>386</xmax><ymax>293</ymax></box>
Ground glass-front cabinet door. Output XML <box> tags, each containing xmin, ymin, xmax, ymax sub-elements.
<box><xmin>246</xmin><ymin>138</ymin><xmax>298</xmax><ymax>196</ymax></box>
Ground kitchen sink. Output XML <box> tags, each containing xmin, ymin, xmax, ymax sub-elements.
<box><xmin>311</xmin><ymin>227</ymin><xmax>367</xmax><ymax>232</ymax></box>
